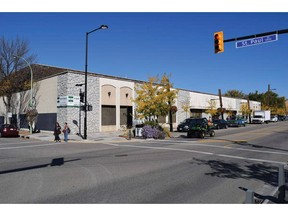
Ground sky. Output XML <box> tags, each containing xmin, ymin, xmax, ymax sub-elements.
<box><xmin>1</xmin><ymin>1</ymin><xmax>288</xmax><ymax>101</ymax></box>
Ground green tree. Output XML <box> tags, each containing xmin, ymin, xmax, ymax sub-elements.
<box><xmin>223</xmin><ymin>89</ymin><xmax>246</xmax><ymax>99</ymax></box>
<box><xmin>248</xmin><ymin>90</ymin><xmax>286</xmax><ymax>115</ymax></box>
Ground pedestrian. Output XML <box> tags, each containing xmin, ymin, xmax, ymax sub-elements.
<box><xmin>62</xmin><ymin>122</ymin><xmax>70</xmax><ymax>142</ymax></box>
<box><xmin>54</xmin><ymin>122</ymin><xmax>61</xmax><ymax>142</ymax></box>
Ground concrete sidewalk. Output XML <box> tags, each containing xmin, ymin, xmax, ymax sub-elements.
<box><xmin>20</xmin><ymin>130</ymin><xmax>131</xmax><ymax>143</ymax></box>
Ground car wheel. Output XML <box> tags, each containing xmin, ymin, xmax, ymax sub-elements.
<box><xmin>187</xmin><ymin>132</ymin><xmax>191</xmax><ymax>138</ymax></box>
<box><xmin>199</xmin><ymin>131</ymin><xmax>205</xmax><ymax>139</ymax></box>
<box><xmin>210</xmin><ymin>130</ymin><xmax>215</xmax><ymax>137</ymax></box>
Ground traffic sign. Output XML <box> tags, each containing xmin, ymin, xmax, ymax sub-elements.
<box><xmin>236</xmin><ymin>34</ymin><xmax>278</xmax><ymax>48</ymax></box>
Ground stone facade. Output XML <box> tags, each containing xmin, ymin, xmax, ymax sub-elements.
<box><xmin>57</xmin><ymin>72</ymin><xmax>100</xmax><ymax>134</ymax></box>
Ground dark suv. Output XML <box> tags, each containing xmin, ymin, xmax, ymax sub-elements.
<box><xmin>177</xmin><ymin>118</ymin><xmax>194</xmax><ymax>132</ymax></box>
<box><xmin>212</xmin><ymin>119</ymin><xmax>228</xmax><ymax>129</ymax></box>
<box><xmin>187</xmin><ymin>118</ymin><xmax>215</xmax><ymax>138</ymax></box>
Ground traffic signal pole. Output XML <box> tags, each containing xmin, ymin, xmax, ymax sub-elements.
<box><xmin>223</xmin><ymin>29</ymin><xmax>288</xmax><ymax>43</ymax></box>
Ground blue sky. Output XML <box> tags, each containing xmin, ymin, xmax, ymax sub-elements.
<box><xmin>1</xmin><ymin>10</ymin><xmax>288</xmax><ymax>98</ymax></box>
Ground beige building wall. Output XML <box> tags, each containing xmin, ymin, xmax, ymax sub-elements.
<box><xmin>101</xmin><ymin>85</ymin><xmax>116</xmax><ymax>105</ymax></box>
<box><xmin>120</xmin><ymin>87</ymin><xmax>133</xmax><ymax>106</ymax></box>
<box><xmin>36</xmin><ymin>76</ymin><xmax>58</xmax><ymax>113</ymax></box>
<box><xmin>100</xmin><ymin>77</ymin><xmax>134</xmax><ymax>131</ymax></box>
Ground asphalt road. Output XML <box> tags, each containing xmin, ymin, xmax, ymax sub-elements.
<box><xmin>0</xmin><ymin>121</ymin><xmax>288</xmax><ymax>203</ymax></box>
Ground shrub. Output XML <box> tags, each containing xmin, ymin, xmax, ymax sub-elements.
<box><xmin>142</xmin><ymin>125</ymin><xmax>166</xmax><ymax>139</ymax></box>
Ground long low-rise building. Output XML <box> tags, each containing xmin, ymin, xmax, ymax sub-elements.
<box><xmin>0</xmin><ymin>64</ymin><xmax>261</xmax><ymax>133</ymax></box>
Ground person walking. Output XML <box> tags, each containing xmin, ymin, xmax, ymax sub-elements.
<box><xmin>54</xmin><ymin>122</ymin><xmax>61</xmax><ymax>142</ymax></box>
<box><xmin>62</xmin><ymin>122</ymin><xmax>70</xmax><ymax>142</ymax></box>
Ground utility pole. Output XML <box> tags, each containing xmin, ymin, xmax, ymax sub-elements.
<box><xmin>218</xmin><ymin>89</ymin><xmax>224</xmax><ymax>120</ymax></box>
<box><xmin>247</xmin><ymin>97</ymin><xmax>251</xmax><ymax>123</ymax></box>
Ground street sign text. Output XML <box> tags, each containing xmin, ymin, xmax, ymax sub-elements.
<box><xmin>236</xmin><ymin>34</ymin><xmax>278</xmax><ymax>48</ymax></box>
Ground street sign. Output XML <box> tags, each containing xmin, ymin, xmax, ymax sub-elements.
<box><xmin>57</xmin><ymin>95</ymin><xmax>80</xmax><ymax>107</ymax></box>
<box><xmin>236</xmin><ymin>34</ymin><xmax>278</xmax><ymax>48</ymax></box>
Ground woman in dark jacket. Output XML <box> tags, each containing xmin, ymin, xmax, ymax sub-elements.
<box><xmin>54</xmin><ymin>122</ymin><xmax>61</xmax><ymax>142</ymax></box>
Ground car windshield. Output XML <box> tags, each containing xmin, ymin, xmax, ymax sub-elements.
<box><xmin>182</xmin><ymin>119</ymin><xmax>192</xmax><ymax>124</ymax></box>
<box><xmin>3</xmin><ymin>124</ymin><xmax>17</xmax><ymax>129</ymax></box>
<box><xmin>189</xmin><ymin>119</ymin><xmax>207</xmax><ymax>127</ymax></box>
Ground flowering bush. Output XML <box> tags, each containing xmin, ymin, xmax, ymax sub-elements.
<box><xmin>142</xmin><ymin>125</ymin><xmax>166</xmax><ymax>139</ymax></box>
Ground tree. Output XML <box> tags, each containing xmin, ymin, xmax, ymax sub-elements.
<box><xmin>180</xmin><ymin>96</ymin><xmax>191</xmax><ymax>119</ymax></box>
<box><xmin>248</xmin><ymin>91</ymin><xmax>264</xmax><ymax>103</ymax></box>
<box><xmin>205</xmin><ymin>99</ymin><xmax>218</xmax><ymax>118</ymax></box>
<box><xmin>223</xmin><ymin>90</ymin><xmax>247</xmax><ymax>99</ymax></box>
<box><xmin>240</xmin><ymin>102</ymin><xmax>252</xmax><ymax>118</ymax></box>
<box><xmin>132</xmin><ymin>73</ymin><xmax>178</xmax><ymax>132</ymax></box>
<box><xmin>133</xmin><ymin>77</ymin><xmax>161</xmax><ymax>120</ymax></box>
<box><xmin>0</xmin><ymin>36</ymin><xmax>37</xmax><ymax>124</ymax></box>
<box><xmin>158</xmin><ymin>74</ymin><xmax>178</xmax><ymax>132</ymax></box>
<box><xmin>248</xmin><ymin>90</ymin><xmax>286</xmax><ymax>115</ymax></box>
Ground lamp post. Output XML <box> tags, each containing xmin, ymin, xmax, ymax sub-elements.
<box><xmin>13</xmin><ymin>55</ymin><xmax>33</xmax><ymax>134</ymax></box>
<box><xmin>84</xmin><ymin>25</ymin><xmax>108</xmax><ymax>140</ymax></box>
<box><xmin>75</xmin><ymin>83</ymin><xmax>84</xmax><ymax>137</ymax></box>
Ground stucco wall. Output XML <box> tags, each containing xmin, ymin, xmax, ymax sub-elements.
<box><xmin>100</xmin><ymin>77</ymin><xmax>134</xmax><ymax>131</ymax></box>
<box><xmin>36</xmin><ymin>76</ymin><xmax>58</xmax><ymax>113</ymax></box>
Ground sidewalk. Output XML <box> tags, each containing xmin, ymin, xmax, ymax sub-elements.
<box><xmin>19</xmin><ymin>129</ymin><xmax>185</xmax><ymax>142</ymax></box>
<box><xmin>20</xmin><ymin>130</ymin><xmax>130</xmax><ymax>143</ymax></box>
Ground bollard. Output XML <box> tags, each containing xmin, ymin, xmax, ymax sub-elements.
<box><xmin>245</xmin><ymin>189</ymin><xmax>255</xmax><ymax>204</ymax></box>
<box><xmin>127</xmin><ymin>129</ymin><xmax>132</xmax><ymax>140</ymax></box>
<box><xmin>278</xmin><ymin>164</ymin><xmax>285</xmax><ymax>202</ymax></box>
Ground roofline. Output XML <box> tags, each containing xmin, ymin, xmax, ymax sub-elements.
<box><xmin>33</xmin><ymin>63</ymin><xmax>260</xmax><ymax>102</ymax></box>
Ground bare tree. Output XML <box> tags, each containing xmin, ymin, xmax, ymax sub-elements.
<box><xmin>0</xmin><ymin>36</ymin><xmax>37</xmax><ymax>123</ymax></box>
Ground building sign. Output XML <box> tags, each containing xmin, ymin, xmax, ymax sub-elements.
<box><xmin>57</xmin><ymin>96</ymin><xmax>80</xmax><ymax>107</ymax></box>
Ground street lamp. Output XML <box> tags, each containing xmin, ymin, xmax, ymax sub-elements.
<box><xmin>84</xmin><ymin>25</ymin><xmax>108</xmax><ymax>140</ymax></box>
<box><xmin>75</xmin><ymin>83</ymin><xmax>84</xmax><ymax>137</ymax></box>
<box><xmin>13</xmin><ymin>55</ymin><xmax>33</xmax><ymax>134</ymax></box>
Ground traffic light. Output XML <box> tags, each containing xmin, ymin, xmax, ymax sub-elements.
<box><xmin>214</xmin><ymin>31</ymin><xmax>224</xmax><ymax>54</ymax></box>
<box><xmin>79</xmin><ymin>92</ymin><xmax>85</xmax><ymax>103</ymax></box>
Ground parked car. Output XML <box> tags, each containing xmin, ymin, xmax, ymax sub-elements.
<box><xmin>278</xmin><ymin>115</ymin><xmax>286</xmax><ymax>121</ymax></box>
<box><xmin>0</xmin><ymin>124</ymin><xmax>19</xmax><ymax>137</ymax></box>
<box><xmin>212</xmin><ymin>119</ymin><xmax>228</xmax><ymax>129</ymax></box>
<box><xmin>187</xmin><ymin>118</ymin><xmax>215</xmax><ymax>138</ymax></box>
<box><xmin>177</xmin><ymin>118</ymin><xmax>194</xmax><ymax>132</ymax></box>
<box><xmin>227</xmin><ymin>119</ymin><xmax>246</xmax><ymax>127</ymax></box>
<box><xmin>270</xmin><ymin>115</ymin><xmax>278</xmax><ymax>122</ymax></box>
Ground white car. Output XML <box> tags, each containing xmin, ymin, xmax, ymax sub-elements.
<box><xmin>270</xmin><ymin>115</ymin><xmax>278</xmax><ymax>122</ymax></box>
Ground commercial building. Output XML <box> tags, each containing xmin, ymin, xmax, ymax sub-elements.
<box><xmin>0</xmin><ymin>64</ymin><xmax>261</xmax><ymax>133</ymax></box>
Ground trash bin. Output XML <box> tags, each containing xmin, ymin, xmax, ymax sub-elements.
<box><xmin>135</xmin><ymin>124</ymin><xmax>144</xmax><ymax>137</ymax></box>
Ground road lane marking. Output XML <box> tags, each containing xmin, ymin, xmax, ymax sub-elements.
<box><xmin>0</xmin><ymin>141</ymin><xmax>41</xmax><ymax>146</ymax></box>
<box><xmin>0</xmin><ymin>143</ymin><xmax>64</xmax><ymax>150</ymax></box>
<box><xmin>104</xmin><ymin>143</ymin><xmax>286</xmax><ymax>165</ymax></box>
<box><xmin>148</xmin><ymin>140</ymin><xmax>288</xmax><ymax>157</ymax></box>
<box><xmin>172</xmin><ymin>142</ymin><xmax>288</xmax><ymax>156</ymax></box>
